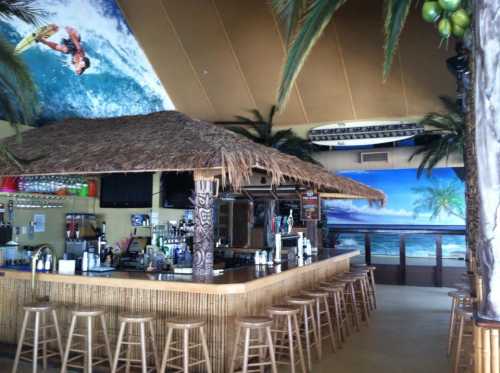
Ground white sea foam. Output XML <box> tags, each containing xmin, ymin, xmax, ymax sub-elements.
<box><xmin>9</xmin><ymin>0</ymin><xmax>174</xmax><ymax>110</ymax></box>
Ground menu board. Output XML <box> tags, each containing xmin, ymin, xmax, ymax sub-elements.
<box><xmin>301</xmin><ymin>191</ymin><xmax>320</xmax><ymax>221</ymax></box>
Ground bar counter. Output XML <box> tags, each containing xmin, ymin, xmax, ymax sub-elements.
<box><xmin>0</xmin><ymin>249</ymin><xmax>358</xmax><ymax>371</ymax></box>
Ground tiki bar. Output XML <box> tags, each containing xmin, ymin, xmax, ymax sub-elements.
<box><xmin>2</xmin><ymin>0</ymin><xmax>499</xmax><ymax>372</ymax></box>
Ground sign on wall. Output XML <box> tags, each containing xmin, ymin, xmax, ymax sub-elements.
<box><xmin>301</xmin><ymin>191</ymin><xmax>320</xmax><ymax>221</ymax></box>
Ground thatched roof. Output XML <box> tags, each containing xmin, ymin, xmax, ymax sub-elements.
<box><xmin>0</xmin><ymin>111</ymin><xmax>385</xmax><ymax>202</ymax></box>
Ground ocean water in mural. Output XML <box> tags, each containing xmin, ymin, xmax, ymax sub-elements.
<box><xmin>0</xmin><ymin>0</ymin><xmax>174</xmax><ymax>124</ymax></box>
<box><xmin>326</xmin><ymin>168</ymin><xmax>466</xmax><ymax>259</ymax></box>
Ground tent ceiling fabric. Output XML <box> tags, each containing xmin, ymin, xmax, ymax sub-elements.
<box><xmin>117</xmin><ymin>0</ymin><xmax>455</xmax><ymax>126</ymax></box>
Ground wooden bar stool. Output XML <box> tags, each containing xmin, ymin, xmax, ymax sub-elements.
<box><xmin>333</xmin><ymin>276</ymin><xmax>361</xmax><ymax>332</ymax></box>
<box><xmin>319</xmin><ymin>282</ymin><xmax>349</xmax><ymax>345</ymax></box>
<box><xmin>447</xmin><ymin>290</ymin><xmax>472</xmax><ymax>356</ymax></box>
<box><xmin>111</xmin><ymin>312</ymin><xmax>160</xmax><ymax>373</ymax></box>
<box><xmin>301</xmin><ymin>289</ymin><xmax>337</xmax><ymax>358</ymax></box>
<box><xmin>352</xmin><ymin>264</ymin><xmax>377</xmax><ymax>310</ymax></box>
<box><xmin>160</xmin><ymin>318</ymin><xmax>212</xmax><ymax>373</ymax></box>
<box><xmin>266</xmin><ymin>304</ymin><xmax>306</xmax><ymax>373</ymax></box>
<box><xmin>286</xmin><ymin>295</ymin><xmax>319</xmax><ymax>371</ymax></box>
<box><xmin>452</xmin><ymin>304</ymin><xmax>474</xmax><ymax>373</ymax></box>
<box><xmin>229</xmin><ymin>316</ymin><xmax>277</xmax><ymax>373</ymax></box>
<box><xmin>343</xmin><ymin>273</ymin><xmax>371</xmax><ymax>323</ymax></box>
<box><xmin>12</xmin><ymin>303</ymin><xmax>63</xmax><ymax>373</ymax></box>
<box><xmin>61</xmin><ymin>306</ymin><xmax>113</xmax><ymax>373</ymax></box>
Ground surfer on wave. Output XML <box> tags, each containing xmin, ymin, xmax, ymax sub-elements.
<box><xmin>36</xmin><ymin>26</ymin><xmax>90</xmax><ymax>75</ymax></box>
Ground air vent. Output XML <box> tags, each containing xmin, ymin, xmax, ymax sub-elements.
<box><xmin>360</xmin><ymin>151</ymin><xmax>389</xmax><ymax>163</ymax></box>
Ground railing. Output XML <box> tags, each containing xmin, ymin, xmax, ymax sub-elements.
<box><xmin>326</xmin><ymin>224</ymin><xmax>467</xmax><ymax>286</ymax></box>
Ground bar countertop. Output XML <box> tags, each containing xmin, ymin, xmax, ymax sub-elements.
<box><xmin>0</xmin><ymin>249</ymin><xmax>359</xmax><ymax>294</ymax></box>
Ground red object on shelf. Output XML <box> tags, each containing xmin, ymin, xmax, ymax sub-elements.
<box><xmin>87</xmin><ymin>179</ymin><xmax>97</xmax><ymax>197</ymax></box>
<box><xmin>0</xmin><ymin>177</ymin><xmax>17</xmax><ymax>192</ymax></box>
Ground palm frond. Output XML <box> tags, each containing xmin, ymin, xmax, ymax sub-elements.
<box><xmin>276</xmin><ymin>0</ymin><xmax>346</xmax><ymax>108</ymax></box>
<box><xmin>0</xmin><ymin>37</ymin><xmax>38</xmax><ymax>128</ymax></box>
<box><xmin>227</xmin><ymin>126</ymin><xmax>263</xmax><ymax>143</ymax></box>
<box><xmin>0</xmin><ymin>0</ymin><xmax>45</xmax><ymax>25</ymax></box>
<box><xmin>383</xmin><ymin>0</ymin><xmax>412</xmax><ymax>80</ymax></box>
<box><xmin>271</xmin><ymin>0</ymin><xmax>307</xmax><ymax>44</ymax></box>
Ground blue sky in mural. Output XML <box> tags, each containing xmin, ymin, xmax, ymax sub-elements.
<box><xmin>0</xmin><ymin>0</ymin><xmax>174</xmax><ymax>124</ymax></box>
<box><xmin>326</xmin><ymin>168</ymin><xmax>466</xmax><ymax>226</ymax></box>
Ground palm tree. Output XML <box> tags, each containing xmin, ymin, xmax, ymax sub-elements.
<box><xmin>272</xmin><ymin>0</ymin><xmax>413</xmax><ymax>107</ymax></box>
<box><xmin>224</xmin><ymin>105</ymin><xmax>319</xmax><ymax>164</ymax></box>
<box><xmin>412</xmin><ymin>180</ymin><xmax>465</xmax><ymax>221</ymax></box>
<box><xmin>409</xmin><ymin>96</ymin><xmax>465</xmax><ymax>180</ymax></box>
<box><xmin>0</xmin><ymin>0</ymin><xmax>44</xmax><ymax>167</ymax></box>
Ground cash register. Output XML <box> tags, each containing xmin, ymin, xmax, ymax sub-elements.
<box><xmin>119</xmin><ymin>237</ymin><xmax>149</xmax><ymax>270</ymax></box>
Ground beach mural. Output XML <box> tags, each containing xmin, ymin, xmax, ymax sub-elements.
<box><xmin>326</xmin><ymin>168</ymin><xmax>466</xmax><ymax>259</ymax></box>
<box><xmin>0</xmin><ymin>0</ymin><xmax>174</xmax><ymax>124</ymax></box>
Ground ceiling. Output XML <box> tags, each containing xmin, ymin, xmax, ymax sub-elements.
<box><xmin>118</xmin><ymin>0</ymin><xmax>455</xmax><ymax>127</ymax></box>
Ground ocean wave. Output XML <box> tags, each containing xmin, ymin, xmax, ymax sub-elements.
<box><xmin>4</xmin><ymin>0</ymin><xmax>174</xmax><ymax>120</ymax></box>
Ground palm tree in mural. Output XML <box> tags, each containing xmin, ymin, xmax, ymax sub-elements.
<box><xmin>409</xmin><ymin>96</ymin><xmax>466</xmax><ymax>181</ymax></box>
<box><xmin>226</xmin><ymin>105</ymin><xmax>319</xmax><ymax>164</ymax></box>
<box><xmin>0</xmin><ymin>0</ymin><xmax>43</xmax><ymax>167</ymax></box>
<box><xmin>412</xmin><ymin>180</ymin><xmax>465</xmax><ymax>221</ymax></box>
<box><xmin>272</xmin><ymin>0</ymin><xmax>414</xmax><ymax>107</ymax></box>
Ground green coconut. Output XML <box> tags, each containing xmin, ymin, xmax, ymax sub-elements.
<box><xmin>422</xmin><ymin>2</ymin><xmax>442</xmax><ymax>23</ymax></box>
<box><xmin>438</xmin><ymin>0</ymin><xmax>461</xmax><ymax>11</ymax></box>
<box><xmin>438</xmin><ymin>18</ymin><xmax>452</xmax><ymax>38</ymax></box>
<box><xmin>451</xmin><ymin>8</ymin><xmax>471</xmax><ymax>28</ymax></box>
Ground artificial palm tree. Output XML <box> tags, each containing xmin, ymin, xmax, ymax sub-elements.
<box><xmin>272</xmin><ymin>0</ymin><xmax>413</xmax><ymax>107</ymax></box>
<box><xmin>409</xmin><ymin>96</ymin><xmax>465</xmax><ymax>180</ymax></box>
<box><xmin>412</xmin><ymin>180</ymin><xmax>465</xmax><ymax>221</ymax></box>
<box><xmin>226</xmin><ymin>105</ymin><xmax>318</xmax><ymax>164</ymax></box>
<box><xmin>0</xmin><ymin>0</ymin><xmax>43</xmax><ymax>167</ymax></box>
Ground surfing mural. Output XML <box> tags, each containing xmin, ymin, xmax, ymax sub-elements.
<box><xmin>326</xmin><ymin>168</ymin><xmax>466</xmax><ymax>226</ymax></box>
<box><xmin>1</xmin><ymin>0</ymin><xmax>174</xmax><ymax>124</ymax></box>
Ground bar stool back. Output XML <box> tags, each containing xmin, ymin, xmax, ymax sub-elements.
<box><xmin>301</xmin><ymin>289</ymin><xmax>337</xmax><ymax>358</ymax></box>
<box><xmin>160</xmin><ymin>318</ymin><xmax>212</xmax><ymax>373</ymax></box>
<box><xmin>352</xmin><ymin>264</ymin><xmax>377</xmax><ymax>309</ymax></box>
<box><xmin>111</xmin><ymin>312</ymin><xmax>160</xmax><ymax>373</ymax></box>
<box><xmin>12</xmin><ymin>303</ymin><xmax>63</xmax><ymax>373</ymax></box>
<box><xmin>61</xmin><ymin>306</ymin><xmax>113</xmax><ymax>373</ymax></box>
<box><xmin>229</xmin><ymin>316</ymin><xmax>277</xmax><ymax>373</ymax></box>
<box><xmin>286</xmin><ymin>295</ymin><xmax>319</xmax><ymax>371</ymax></box>
<box><xmin>266</xmin><ymin>304</ymin><xmax>306</xmax><ymax>373</ymax></box>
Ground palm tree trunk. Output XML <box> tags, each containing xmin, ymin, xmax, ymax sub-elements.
<box><xmin>474</xmin><ymin>0</ymin><xmax>500</xmax><ymax>320</ymax></box>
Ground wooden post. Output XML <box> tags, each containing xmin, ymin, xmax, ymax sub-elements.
<box><xmin>474</xmin><ymin>0</ymin><xmax>500</xmax><ymax>320</ymax></box>
<box><xmin>193</xmin><ymin>171</ymin><xmax>217</xmax><ymax>276</ymax></box>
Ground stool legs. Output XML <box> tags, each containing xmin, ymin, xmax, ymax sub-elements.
<box><xmin>160</xmin><ymin>321</ymin><xmax>211</xmax><ymax>373</ymax></box>
<box><xmin>112</xmin><ymin>318</ymin><xmax>158</xmax><ymax>373</ymax></box>
<box><xmin>61</xmin><ymin>312</ymin><xmax>112</xmax><ymax>373</ymax></box>
<box><xmin>229</xmin><ymin>323</ymin><xmax>277</xmax><ymax>373</ymax></box>
<box><xmin>448</xmin><ymin>297</ymin><xmax>458</xmax><ymax>356</ymax></box>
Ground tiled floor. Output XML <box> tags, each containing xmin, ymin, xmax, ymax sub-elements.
<box><xmin>2</xmin><ymin>285</ymin><xmax>452</xmax><ymax>373</ymax></box>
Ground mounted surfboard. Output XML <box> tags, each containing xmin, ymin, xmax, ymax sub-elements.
<box><xmin>308</xmin><ymin>120</ymin><xmax>424</xmax><ymax>147</ymax></box>
<box><xmin>14</xmin><ymin>24</ymin><xmax>58</xmax><ymax>55</ymax></box>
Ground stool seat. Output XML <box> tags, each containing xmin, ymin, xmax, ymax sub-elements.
<box><xmin>166</xmin><ymin>317</ymin><xmax>205</xmax><ymax>329</ymax></box>
<box><xmin>448</xmin><ymin>290</ymin><xmax>471</xmax><ymax>299</ymax></box>
<box><xmin>302</xmin><ymin>289</ymin><xmax>329</xmax><ymax>298</ymax></box>
<box><xmin>287</xmin><ymin>295</ymin><xmax>315</xmax><ymax>306</ymax></box>
<box><xmin>23</xmin><ymin>303</ymin><xmax>52</xmax><ymax>312</ymax></box>
<box><xmin>237</xmin><ymin>316</ymin><xmax>273</xmax><ymax>328</ymax></box>
<box><xmin>70</xmin><ymin>306</ymin><xmax>104</xmax><ymax>317</ymax></box>
<box><xmin>320</xmin><ymin>282</ymin><xmax>344</xmax><ymax>290</ymax></box>
<box><xmin>267</xmin><ymin>304</ymin><xmax>300</xmax><ymax>315</ymax></box>
<box><xmin>118</xmin><ymin>312</ymin><xmax>154</xmax><ymax>323</ymax></box>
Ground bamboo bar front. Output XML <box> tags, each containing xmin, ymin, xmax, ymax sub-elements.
<box><xmin>0</xmin><ymin>250</ymin><xmax>357</xmax><ymax>372</ymax></box>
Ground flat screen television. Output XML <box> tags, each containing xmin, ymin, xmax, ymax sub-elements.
<box><xmin>100</xmin><ymin>173</ymin><xmax>153</xmax><ymax>208</ymax></box>
<box><xmin>161</xmin><ymin>172</ymin><xmax>194</xmax><ymax>209</ymax></box>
